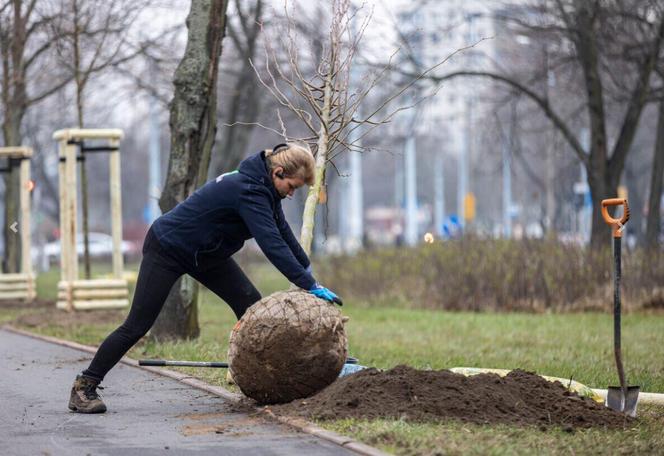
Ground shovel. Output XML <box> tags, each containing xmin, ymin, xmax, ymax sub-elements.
<box><xmin>601</xmin><ymin>198</ymin><xmax>639</xmax><ymax>417</ymax></box>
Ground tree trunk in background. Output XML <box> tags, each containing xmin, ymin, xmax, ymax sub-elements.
<box><xmin>212</xmin><ymin>76</ymin><xmax>261</xmax><ymax>175</ymax></box>
<box><xmin>646</xmin><ymin>99</ymin><xmax>664</xmax><ymax>249</ymax></box>
<box><xmin>151</xmin><ymin>0</ymin><xmax>228</xmax><ymax>342</ymax></box>
<box><xmin>0</xmin><ymin>1</ymin><xmax>77</xmax><ymax>272</ymax></box>
<box><xmin>71</xmin><ymin>0</ymin><xmax>93</xmax><ymax>279</ymax></box>
<box><xmin>1</xmin><ymin>2</ymin><xmax>54</xmax><ymax>272</ymax></box>
<box><xmin>624</xmin><ymin>160</ymin><xmax>645</xmax><ymax>246</ymax></box>
<box><xmin>0</xmin><ymin>2</ymin><xmax>28</xmax><ymax>274</ymax></box>
<box><xmin>574</xmin><ymin>3</ymin><xmax>616</xmax><ymax>249</ymax></box>
<box><xmin>1</xmin><ymin>120</ymin><xmax>22</xmax><ymax>273</ymax></box>
<box><xmin>211</xmin><ymin>0</ymin><xmax>263</xmax><ymax>177</ymax></box>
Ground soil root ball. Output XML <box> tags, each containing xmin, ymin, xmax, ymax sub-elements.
<box><xmin>228</xmin><ymin>290</ymin><xmax>347</xmax><ymax>404</ymax></box>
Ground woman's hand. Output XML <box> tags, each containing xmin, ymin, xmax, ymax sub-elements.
<box><xmin>309</xmin><ymin>283</ymin><xmax>343</xmax><ymax>306</ymax></box>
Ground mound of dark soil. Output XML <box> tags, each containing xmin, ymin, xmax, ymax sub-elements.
<box><xmin>274</xmin><ymin>365</ymin><xmax>633</xmax><ymax>429</ymax></box>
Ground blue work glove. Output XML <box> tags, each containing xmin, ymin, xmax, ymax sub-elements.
<box><xmin>309</xmin><ymin>283</ymin><xmax>343</xmax><ymax>306</ymax></box>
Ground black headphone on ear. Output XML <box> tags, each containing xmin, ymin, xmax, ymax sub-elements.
<box><xmin>270</xmin><ymin>143</ymin><xmax>289</xmax><ymax>179</ymax></box>
<box><xmin>270</xmin><ymin>143</ymin><xmax>288</xmax><ymax>155</ymax></box>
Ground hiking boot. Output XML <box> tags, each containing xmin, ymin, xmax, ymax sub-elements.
<box><xmin>68</xmin><ymin>375</ymin><xmax>107</xmax><ymax>413</ymax></box>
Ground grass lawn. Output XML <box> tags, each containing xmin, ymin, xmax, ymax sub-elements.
<box><xmin>2</xmin><ymin>261</ymin><xmax>663</xmax><ymax>455</ymax></box>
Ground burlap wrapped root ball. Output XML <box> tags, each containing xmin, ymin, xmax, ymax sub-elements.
<box><xmin>228</xmin><ymin>290</ymin><xmax>348</xmax><ymax>404</ymax></box>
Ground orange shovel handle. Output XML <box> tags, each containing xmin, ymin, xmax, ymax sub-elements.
<box><xmin>601</xmin><ymin>198</ymin><xmax>630</xmax><ymax>238</ymax></box>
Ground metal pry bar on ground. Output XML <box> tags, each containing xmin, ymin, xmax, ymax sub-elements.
<box><xmin>139</xmin><ymin>359</ymin><xmax>229</xmax><ymax>368</ymax></box>
<box><xmin>138</xmin><ymin>357</ymin><xmax>359</xmax><ymax>368</ymax></box>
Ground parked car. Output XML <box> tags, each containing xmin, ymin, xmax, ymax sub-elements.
<box><xmin>32</xmin><ymin>232</ymin><xmax>136</xmax><ymax>265</ymax></box>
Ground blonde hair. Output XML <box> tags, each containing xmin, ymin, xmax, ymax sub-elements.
<box><xmin>265</xmin><ymin>142</ymin><xmax>316</xmax><ymax>186</ymax></box>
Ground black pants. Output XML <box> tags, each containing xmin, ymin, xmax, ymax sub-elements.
<box><xmin>82</xmin><ymin>228</ymin><xmax>261</xmax><ymax>382</ymax></box>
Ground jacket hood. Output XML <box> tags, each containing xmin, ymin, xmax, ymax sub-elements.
<box><xmin>238</xmin><ymin>151</ymin><xmax>282</xmax><ymax>200</ymax></box>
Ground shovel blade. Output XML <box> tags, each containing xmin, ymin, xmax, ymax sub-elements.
<box><xmin>606</xmin><ymin>386</ymin><xmax>640</xmax><ymax>417</ymax></box>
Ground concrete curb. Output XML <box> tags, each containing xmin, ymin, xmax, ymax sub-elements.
<box><xmin>2</xmin><ymin>325</ymin><xmax>391</xmax><ymax>456</ymax></box>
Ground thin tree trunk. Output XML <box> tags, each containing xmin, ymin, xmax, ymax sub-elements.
<box><xmin>151</xmin><ymin>0</ymin><xmax>227</xmax><ymax>341</ymax></box>
<box><xmin>300</xmin><ymin>72</ymin><xmax>333</xmax><ymax>255</ymax></box>
<box><xmin>1</xmin><ymin>1</ymin><xmax>28</xmax><ymax>273</ymax></box>
<box><xmin>575</xmin><ymin>5</ymin><xmax>613</xmax><ymax>248</ymax></box>
<box><xmin>72</xmin><ymin>0</ymin><xmax>92</xmax><ymax>279</ymax></box>
<box><xmin>646</xmin><ymin>99</ymin><xmax>664</xmax><ymax>248</ymax></box>
<box><xmin>77</xmin><ymin>60</ymin><xmax>92</xmax><ymax>280</ymax></box>
<box><xmin>79</xmin><ymin>132</ymin><xmax>91</xmax><ymax>279</ymax></box>
<box><xmin>2</xmin><ymin>120</ymin><xmax>21</xmax><ymax>273</ymax></box>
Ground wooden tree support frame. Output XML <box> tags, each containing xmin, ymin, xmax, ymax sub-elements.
<box><xmin>0</xmin><ymin>147</ymin><xmax>35</xmax><ymax>301</ymax></box>
<box><xmin>53</xmin><ymin>129</ymin><xmax>128</xmax><ymax>311</ymax></box>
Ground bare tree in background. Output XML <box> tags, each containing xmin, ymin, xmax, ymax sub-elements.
<box><xmin>417</xmin><ymin>1</ymin><xmax>664</xmax><ymax>248</ymax></box>
<box><xmin>211</xmin><ymin>0</ymin><xmax>263</xmax><ymax>176</ymax></box>
<box><xmin>0</xmin><ymin>0</ymin><xmax>72</xmax><ymax>272</ymax></box>
<box><xmin>250</xmin><ymin>0</ymin><xmax>449</xmax><ymax>254</ymax></box>
<box><xmin>151</xmin><ymin>0</ymin><xmax>228</xmax><ymax>341</ymax></box>
<box><xmin>50</xmin><ymin>0</ymin><xmax>153</xmax><ymax>279</ymax></box>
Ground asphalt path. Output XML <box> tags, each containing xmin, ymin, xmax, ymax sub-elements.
<box><xmin>0</xmin><ymin>328</ymin><xmax>353</xmax><ymax>456</ymax></box>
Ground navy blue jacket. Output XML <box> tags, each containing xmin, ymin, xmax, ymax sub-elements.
<box><xmin>151</xmin><ymin>151</ymin><xmax>316</xmax><ymax>290</ymax></box>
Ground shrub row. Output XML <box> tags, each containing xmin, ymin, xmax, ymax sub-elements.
<box><xmin>316</xmin><ymin>239</ymin><xmax>664</xmax><ymax>312</ymax></box>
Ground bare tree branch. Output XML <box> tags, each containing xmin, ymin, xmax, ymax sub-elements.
<box><xmin>427</xmin><ymin>69</ymin><xmax>588</xmax><ymax>167</ymax></box>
